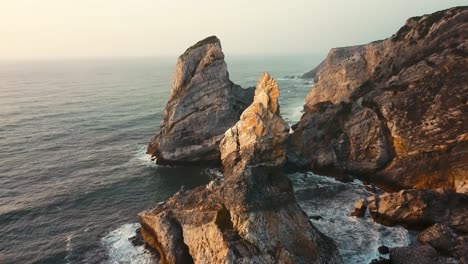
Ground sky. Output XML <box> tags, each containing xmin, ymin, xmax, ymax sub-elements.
<box><xmin>1</xmin><ymin>0</ymin><xmax>466</xmax><ymax>59</ymax></box>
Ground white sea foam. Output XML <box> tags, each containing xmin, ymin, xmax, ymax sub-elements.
<box><xmin>102</xmin><ymin>223</ymin><xmax>155</xmax><ymax>264</ymax></box>
<box><xmin>290</xmin><ymin>172</ymin><xmax>411</xmax><ymax>263</ymax></box>
<box><xmin>65</xmin><ymin>234</ymin><xmax>73</xmax><ymax>264</ymax></box>
<box><xmin>203</xmin><ymin>168</ymin><xmax>224</xmax><ymax>178</ymax></box>
<box><xmin>131</xmin><ymin>145</ymin><xmax>158</xmax><ymax>168</ymax></box>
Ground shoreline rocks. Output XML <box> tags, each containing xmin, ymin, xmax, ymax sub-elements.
<box><xmin>139</xmin><ymin>73</ymin><xmax>342</xmax><ymax>264</ymax></box>
<box><xmin>147</xmin><ymin>36</ymin><xmax>254</xmax><ymax>165</ymax></box>
<box><xmin>290</xmin><ymin>6</ymin><xmax>468</xmax><ymax>192</ymax></box>
<box><xmin>367</xmin><ymin>188</ymin><xmax>468</xmax><ymax>233</ymax></box>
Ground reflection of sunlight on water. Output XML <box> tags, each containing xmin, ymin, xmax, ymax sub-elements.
<box><xmin>102</xmin><ymin>223</ymin><xmax>155</xmax><ymax>264</ymax></box>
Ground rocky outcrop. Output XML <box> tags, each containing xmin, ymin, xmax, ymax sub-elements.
<box><xmin>418</xmin><ymin>224</ymin><xmax>460</xmax><ymax>255</ymax></box>
<box><xmin>350</xmin><ymin>198</ymin><xmax>367</xmax><ymax>217</ymax></box>
<box><xmin>139</xmin><ymin>73</ymin><xmax>342</xmax><ymax>264</ymax></box>
<box><xmin>389</xmin><ymin>245</ymin><xmax>446</xmax><ymax>264</ymax></box>
<box><xmin>147</xmin><ymin>36</ymin><xmax>254</xmax><ymax>165</ymax></box>
<box><xmin>303</xmin><ymin>42</ymin><xmax>386</xmax><ymax>106</ymax></box>
<box><xmin>389</xmin><ymin>224</ymin><xmax>467</xmax><ymax>264</ymax></box>
<box><xmin>367</xmin><ymin>188</ymin><xmax>468</xmax><ymax>233</ymax></box>
<box><xmin>290</xmin><ymin>7</ymin><xmax>468</xmax><ymax>192</ymax></box>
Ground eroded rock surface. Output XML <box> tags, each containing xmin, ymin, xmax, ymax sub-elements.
<box><xmin>367</xmin><ymin>188</ymin><xmax>468</xmax><ymax>233</ymax></box>
<box><xmin>147</xmin><ymin>36</ymin><xmax>254</xmax><ymax>165</ymax></box>
<box><xmin>290</xmin><ymin>7</ymin><xmax>468</xmax><ymax>192</ymax></box>
<box><xmin>139</xmin><ymin>73</ymin><xmax>342</xmax><ymax>264</ymax></box>
<box><xmin>418</xmin><ymin>224</ymin><xmax>459</xmax><ymax>255</ymax></box>
<box><xmin>303</xmin><ymin>42</ymin><xmax>386</xmax><ymax>106</ymax></box>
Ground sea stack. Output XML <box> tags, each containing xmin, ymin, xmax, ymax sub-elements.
<box><xmin>147</xmin><ymin>36</ymin><xmax>254</xmax><ymax>165</ymax></box>
<box><xmin>290</xmin><ymin>6</ymin><xmax>468</xmax><ymax>192</ymax></box>
<box><xmin>139</xmin><ymin>73</ymin><xmax>342</xmax><ymax>264</ymax></box>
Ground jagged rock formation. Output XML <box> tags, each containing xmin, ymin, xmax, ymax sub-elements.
<box><xmin>303</xmin><ymin>42</ymin><xmax>386</xmax><ymax>106</ymax></box>
<box><xmin>367</xmin><ymin>188</ymin><xmax>468</xmax><ymax>233</ymax></box>
<box><xmin>147</xmin><ymin>36</ymin><xmax>254</xmax><ymax>165</ymax></box>
<box><xmin>290</xmin><ymin>7</ymin><xmax>468</xmax><ymax>192</ymax></box>
<box><xmin>139</xmin><ymin>73</ymin><xmax>342</xmax><ymax>264</ymax></box>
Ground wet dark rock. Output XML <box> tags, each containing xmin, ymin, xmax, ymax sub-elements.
<box><xmin>369</xmin><ymin>257</ymin><xmax>391</xmax><ymax>264</ymax></box>
<box><xmin>378</xmin><ymin>245</ymin><xmax>390</xmax><ymax>255</ymax></box>
<box><xmin>147</xmin><ymin>36</ymin><xmax>254</xmax><ymax>165</ymax></box>
<box><xmin>139</xmin><ymin>73</ymin><xmax>342</xmax><ymax>264</ymax></box>
<box><xmin>129</xmin><ymin>228</ymin><xmax>145</xmax><ymax>247</ymax></box>
<box><xmin>309</xmin><ymin>215</ymin><xmax>323</xmax><ymax>221</ymax></box>
<box><xmin>290</xmin><ymin>7</ymin><xmax>468</xmax><ymax>192</ymax></box>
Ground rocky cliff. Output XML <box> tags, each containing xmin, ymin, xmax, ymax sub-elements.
<box><xmin>290</xmin><ymin>6</ymin><xmax>468</xmax><ymax>192</ymax></box>
<box><xmin>139</xmin><ymin>73</ymin><xmax>342</xmax><ymax>264</ymax></box>
<box><xmin>303</xmin><ymin>41</ymin><xmax>386</xmax><ymax>106</ymax></box>
<box><xmin>147</xmin><ymin>36</ymin><xmax>254</xmax><ymax>165</ymax></box>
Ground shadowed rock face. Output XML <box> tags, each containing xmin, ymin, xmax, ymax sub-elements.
<box><xmin>139</xmin><ymin>73</ymin><xmax>342</xmax><ymax>264</ymax></box>
<box><xmin>147</xmin><ymin>36</ymin><xmax>254</xmax><ymax>165</ymax></box>
<box><xmin>290</xmin><ymin>7</ymin><xmax>468</xmax><ymax>192</ymax></box>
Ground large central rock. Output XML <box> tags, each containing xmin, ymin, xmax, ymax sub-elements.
<box><xmin>147</xmin><ymin>36</ymin><xmax>254</xmax><ymax>165</ymax></box>
<box><xmin>139</xmin><ymin>73</ymin><xmax>342</xmax><ymax>264</ymax></box>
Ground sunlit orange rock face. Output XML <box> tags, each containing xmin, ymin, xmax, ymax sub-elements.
<box><xmin>290</xmin><ymin>6</ymin><xmax>468</xmax><ymax>193</ymax></box>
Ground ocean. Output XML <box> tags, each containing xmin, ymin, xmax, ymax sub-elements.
<box><xmin>0</xmin><ymin>56</ymin><xmax>411</xmax><ymax>264</ymax></box>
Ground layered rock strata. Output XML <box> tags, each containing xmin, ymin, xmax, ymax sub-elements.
<box><xmin>290</xmin><ymin>7</ymin><xmax>468</xmax><ymax>192</ymax></box>
<box><xmin>147</xmin><ymin>36</ymin><xmax>254</xmax><ymax>165</ymax></box>
<box><xmin>139</xmin><ymin>73</ymin><xmax>342</xmax><ymax>264</ymax></box>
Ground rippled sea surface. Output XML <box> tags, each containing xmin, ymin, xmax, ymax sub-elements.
<box><xmin>0</xmin><ymin>56</ymin><xmax>409</xmax><ymax>264</ymax></box>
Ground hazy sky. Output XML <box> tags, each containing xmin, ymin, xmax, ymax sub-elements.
<box><xmin>1</xmin><ymin>0</ymin><xmax>466</xmax><ymax>59</ymax></box>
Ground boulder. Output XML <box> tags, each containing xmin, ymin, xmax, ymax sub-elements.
<box><xmin>139</xmin><ymin>73</ymin><xmax>342</xmax><ymax>264</ymax></box>
<box><xmin>290</xmin><ymin>7</ymin><xmax>468</xmax><ymax>192</ymax></box>
<box><xmin>389</xmin><ymin>245</ymin><xmax>439</xmax><ymax>264</ymax></box>
<box><xmin>367</xmin><ymin>188</ymin><xmax>468</xmax><ymax>233</ymax></box>
<box><xmin>147</xmin><ymin>36</ymin><xmax>254</xmax><ymax>165</ymax></box>
<box><xmin>418</xmin><ymin>224</ymin><xmax>458</xmax><ymax>255</ymax></box>
<box><xmin>418</xmin><ymin>224</ymin><xmax>468</xmax><ymax>262</ymax></box>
